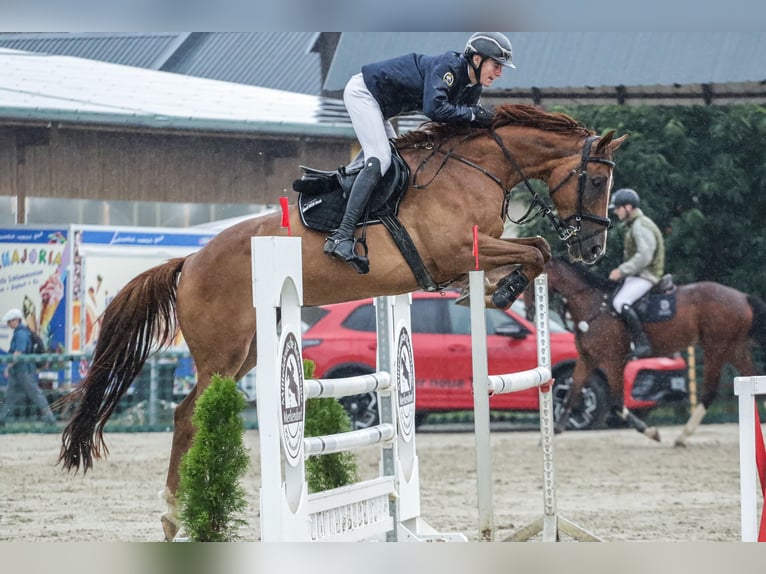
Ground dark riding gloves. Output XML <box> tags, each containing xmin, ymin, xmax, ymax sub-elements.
<box><xmin>470</xmin><ymin>105</ymin><xmax>495</xmax><ymax>128</ymax></box>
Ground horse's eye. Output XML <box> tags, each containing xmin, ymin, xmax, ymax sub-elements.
<box><xmin>590</xmin><ymin>176</ymin><xmax>607</xmax><ymax>188</ymax></box>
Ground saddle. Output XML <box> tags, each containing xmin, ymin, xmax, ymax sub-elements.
<box><xmin>616</xmin><ymin>274</ymin><xmax>677</xmax><ymax>323</ymax></box>
<box><xmin>292</xmin><ymin>143</ymin><xmax>410</xmax><ymax>232</ymax></box>
<box><xmin>291</xmin><ymin>143</ymin><xmax>451</xmax><ymax>292</ymax></box>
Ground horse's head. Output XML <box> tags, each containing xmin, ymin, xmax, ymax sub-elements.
<box><xmin>546</xmin><ymin>130</ymin><xmax>627</xmax><ymax>264</ymax></box>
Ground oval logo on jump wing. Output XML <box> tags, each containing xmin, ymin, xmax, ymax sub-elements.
<box><xmin>280</xmin><ymin>330</ymin><xmax>305</xmax><ymax>466</ymax></box>
<box><xmin>442</xmin><ymin>72</ymin><xmax>454</xmax><ymax>87</ymax></box>
<box><xmin>396</xmin><ymin>326</ymin><xmax>416</xmax><ymax>442</ymax></box>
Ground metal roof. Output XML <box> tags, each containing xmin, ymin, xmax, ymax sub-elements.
<box><xmin>0</xmin><ymin>32</ymin><xmax>323</xmax><ymax>95</ymax></box>
<box><xmin>165</xmin><ymin>32</ymin><xmax>322</xmax><ymax>95</ymax></box>
<box><xmin>0</xmin><ymin>48</ymin><xmax>352</xmax><ymax>137</ymax></box>
<box><xmin>324</xmin><ymin>32</ymin><xmax>766</xmax><ymax>104</ymax></box>
<box><xmin>0</xmin><ymin>32</ymin><xmax>182</xmax><ymax>68</ymax></box>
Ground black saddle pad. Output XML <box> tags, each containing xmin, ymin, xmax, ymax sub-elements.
<box><xmin>294</xmin><ymin>145</ymin><xmax>410</xmax><ymax>233</ymax></box>
<box><xmin>634</xmin><ymin>292</ymin><xmax>677</xmax><ymax>323</ymax></box>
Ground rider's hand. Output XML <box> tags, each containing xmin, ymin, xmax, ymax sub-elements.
<box><xmin>470</xmin><ymin>105</ymin><xmax>494</xmax><ymax>128</ymax></box>
<box><xmin>609</xmin><ymin>269</ymin><xmax>623</xmax><ymax>281</ymax></box>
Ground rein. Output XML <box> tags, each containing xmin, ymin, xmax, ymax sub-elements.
<box><xmin>410</xmin><ymin>129</ymin><xmax>614</xmax><ymax>245</ymax></box>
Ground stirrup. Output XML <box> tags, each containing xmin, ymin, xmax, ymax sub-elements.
<box><xmin>323</xmin><ymin>236</ymin><xmax>370</xmax><ymax>275</ymax></box>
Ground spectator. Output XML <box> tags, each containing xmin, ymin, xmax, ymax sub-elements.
<box><xmin>0</xmin><ymin>308</ymin><xmax>56</xmax><ymax>427</ymax></box>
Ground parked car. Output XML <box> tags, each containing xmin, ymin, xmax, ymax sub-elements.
<box><xmin>301</xmin><ymin>291</ymin><xmax>688</xmax><ymax>430</ymax></box>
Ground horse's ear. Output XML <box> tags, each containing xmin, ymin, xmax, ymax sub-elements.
<box><xmin>597</xmin><ymin>130</ymin><xmax>628</xmax><ymax>153</ymax></box>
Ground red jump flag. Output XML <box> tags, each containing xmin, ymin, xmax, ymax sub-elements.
<box><xmin>472</xmin><ymin>225</ymin><xmax>479</xmax><ymax>270</ymax></box>
<box><xmin>279</xmin><ymin>197</ymin><xmax>291</xmax><ymax>236</ymax></box>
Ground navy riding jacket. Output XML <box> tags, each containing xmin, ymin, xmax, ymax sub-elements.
<box><xmin>361</xmin><ymin>52</ymin><xmax>482</xmax><ymax>122</ymax></box>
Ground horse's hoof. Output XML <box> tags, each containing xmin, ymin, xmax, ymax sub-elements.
<box><xmin>645</xmin><ymin>426</ymin><xmax>661</xmax><ymax>442</ymax></box>
<box><xmin>491</xmin><ymin>270</ymin><xmax>530</xmax><ymax>309</ymax></box>
<box><xmin>161</xmin><ymin>513</ymin><xmax>179</xmax><ymax>542</ymax></box>
<box><xmin>673</xmin><ymin>438</ymin><xmax>687</xmax><ymax>448</ymax></box>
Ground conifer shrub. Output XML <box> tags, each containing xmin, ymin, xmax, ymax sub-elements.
<box><xmin>178</xmin><ymin>374</ymin><xmax>249</xmax><ymax>541</ymax></box>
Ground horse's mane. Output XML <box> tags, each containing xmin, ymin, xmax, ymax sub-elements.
<box><xmin>395</xmin><ymin>104</ymin><xmax>593</xmax><ymax>147</ymax></box>
<box><xmin>553</xmin><ymin>256</ymin><xmax>617</xmax><ymax>292</ymax></box>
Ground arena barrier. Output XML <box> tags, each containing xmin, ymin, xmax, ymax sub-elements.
<box><xmin>251</xmin><ymin>236</ymin><xmax>466</xmax><ymax>542</ymax></box>
<box><xmin>733</xmin><ymin>375</ymin><xmax>766</xmax><ymax>542</ymax></box>
<box><xmin>469</xmin><ymin>269</ymin><xmax>601</xmax><ymax>542</ymax></box>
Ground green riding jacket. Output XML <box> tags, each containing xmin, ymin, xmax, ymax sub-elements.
<box><xmin>618</xmin><ymin>207</ymin><xmax>665</xmax><ymax>283</ymax></box>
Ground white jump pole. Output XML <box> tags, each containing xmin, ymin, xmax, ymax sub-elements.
<box><xmin>471</xmin><ymin>269</ymin><xmax>601</xmax><ymax>542</ymax></box>
<box><xmin>470</xmin><ymin>269</ymin><xmax>494</xmax><ymax>541</ymax></box>
<box><xmin>733</xmin><ymin>375</ymin><xmax>766</xmax><ymax>542</ymax></box>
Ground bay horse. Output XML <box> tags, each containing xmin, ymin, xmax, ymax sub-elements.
<box><xmin>541</xmin><ymin>256</ymin><xmax>766</xmax><ymax>445</ymax></box>
<box><xmin>55</xmin><ymin>104</ymin><xmax>626</xmax><ymax>541</ymax></box>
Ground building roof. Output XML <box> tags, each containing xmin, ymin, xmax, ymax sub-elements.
<box><xmin>0</xmin><ymin>32</ymin><xmax>323</xmax><ymax>95</ymax></box>
<box><xmin>0</xmin><ymin>48</ymin><xmax>352</xmax><ymax>137</ymax></box>
<box><xmin>324</xmin><ymin>32</ymin><xmax>766</xmax><ymax>104</ymax></box>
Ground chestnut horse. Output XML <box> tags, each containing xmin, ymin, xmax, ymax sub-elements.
<box><xmin>541</xmin><ymin>256</ymin><xmax>766</xmax><ymax>445</ymax></box>
<box><xmin>56</xmin><ymin>104</ymin><xmax>626</xmax><ymax>540</ymax></box>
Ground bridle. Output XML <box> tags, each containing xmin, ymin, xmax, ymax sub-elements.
<box><xmin>493</xmin><ymin>131</ymin><xmax>614</xmax><ymax>245</ymax></box>
<box><xmin>411</xmin><ymin>129</ymin><xmax>614</xmax><ymax>246</ymax></box>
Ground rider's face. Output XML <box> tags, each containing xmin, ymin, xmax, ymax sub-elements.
<box><xmin>481</xmin><ymin>60</ymin><xmax>504</xmax><ymax>86</ymax></box>
<box><xmin>472</xmin><ymin>56</ymin><xmax>504</xmax><ymax>87</ymax></box>
<box><xmin>613</xmin><ymin>205</ymin><xmax>629</xmax><ymax>221</ymax></box>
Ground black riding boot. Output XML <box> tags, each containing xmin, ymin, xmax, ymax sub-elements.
<box><xmin>620</xmin><ymin>304</ymin><xmax>652</xmax><ymax>359</ymax></box>
<box><xmin>323</xmin><ymin>157</ymin><xmax>381</xmax><ymax>274</ymax></box>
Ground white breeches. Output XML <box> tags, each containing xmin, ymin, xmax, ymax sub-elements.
<box><xmin>612</xmin><ymin>276</ymin><xmax>653</xmax><ymax>312</ymax></box>
<box><xmin>343</xmin><ymin>73</ymin><xmax>397</xmax><ymax>176</ymax></box>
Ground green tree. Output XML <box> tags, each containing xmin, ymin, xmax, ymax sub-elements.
<box><xmin>178</xmin><ymin>374</ymin><xmax>249</xmax><ymax>542</ymax></box>
<box><xmin>517</xmin><ymin>104</ymin><xmax>766</xmax><ymax>300</ymax></box>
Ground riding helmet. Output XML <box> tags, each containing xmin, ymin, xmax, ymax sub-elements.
<box><xmin>609</xmin><ymin>188</ymin><xmax>640</xmax><ymax>209</ymax></box>
<box><xmin>464</xmin><ymin>32</ymin><xmax>516</xmax><ymax>69</ymax></box>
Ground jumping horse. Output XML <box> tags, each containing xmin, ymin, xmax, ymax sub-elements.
<box><xmin>541</xmin><ymin>256</ymin><xmax>766</xmax><ymax>445</ymax></box>
<box><xmin>56</xmin><ymin>104</ymin><xmax>626</xmax><ymax>540</ymax></box>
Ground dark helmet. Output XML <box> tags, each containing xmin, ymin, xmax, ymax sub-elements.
<box><xmin>609</xmin><ymin>188</ymin><xmax>640</xmax><ymax>209</ymax></box>
<box><xmin>464</xmin><ymin>32</ymin><xmax>516</xmax><ymax>69</ymax></box>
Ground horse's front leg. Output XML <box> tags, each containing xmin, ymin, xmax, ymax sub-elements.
<box><xmin>554</xmin><ymin>357</ymin><xmax>594</xmax><ymax>434</ymax></box>
<box><xmin>479</xmin><ymin>235</ymin><xmax>549</xmax><ymax>309</ymax></box>
<box><xmin>505</xmin><ymin>235</ymin><xmax>552</xmax><ymax>264</ymax></box>
<box><xmin>454</xmin><ymin>234</ymin><xmax>549</xmax><ymax>308</ymax></box>
<box><xmin>598</xmin><ymin>357</ymin><xmax>661</xmax><ymax>442</ymax></box>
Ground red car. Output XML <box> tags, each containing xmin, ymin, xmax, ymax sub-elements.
<box><xmin>301</xmin><ymin>291</ymin><xmax>688</xmax><ymax>430</ymax></box>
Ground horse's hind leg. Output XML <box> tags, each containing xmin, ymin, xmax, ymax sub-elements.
<box><xmin>674</xmin><ymin>347</ymin><xmax>726</xmax><ymax>447</ymax></box>
<box><xmin>675</xmin><ymin>343</ymin><xmax>754</xmax><ymax>447</ymax></box>
<box><xmin>160</xmin><ymin>386</ymin><xmax>199</xmax><ymax>540</ymax></box>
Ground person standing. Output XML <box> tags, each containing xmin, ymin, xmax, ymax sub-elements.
<box><xmin>608</xmin><ymin>188</ymin><xmax>665</xmax><ymax>359</ymax></box>
<box><xmin>324</xmin><ymin>32</ymin><xmax>516</xmax><ymax>274</ymax></box>
<box><xmin>0</xmin><ymin>308</ymin><xmax>56</xmax><ymax>427</ymax></box>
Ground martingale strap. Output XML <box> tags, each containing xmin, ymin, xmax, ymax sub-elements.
<box><xmin>378</xmin><ymin>213</ymin><xmax>453</xmax><ymax>292</ymax></box>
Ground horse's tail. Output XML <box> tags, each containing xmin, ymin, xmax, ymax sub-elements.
<box><xmin>747</xmin><ymin>294</ymin><xmax>766</xmax><ymax>351</ymax></box>
<box><xmin>57</xmin><ymin>257</ymin><xmax>187</xmax><ymax>473</ymax></box>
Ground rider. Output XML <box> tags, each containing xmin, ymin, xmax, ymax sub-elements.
<box><xmin>323</xmin><ymin>32</ymin><xmax>516</xmax><ymax>274</ymax></box>
<box><xmin>608</xmin><ymin>188</ymin><xmax>665</xmax><ymax>359</ymax></box>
